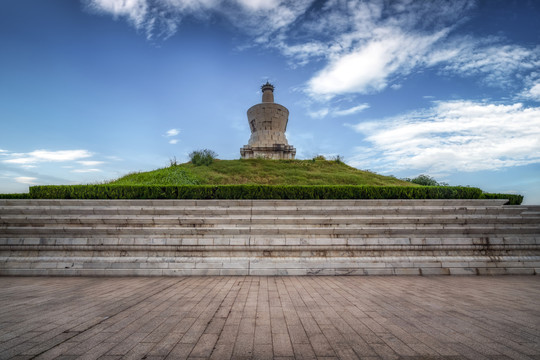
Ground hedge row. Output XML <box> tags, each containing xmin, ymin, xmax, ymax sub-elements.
<box><xmin>480</xmin><ymin>192</ymin><xmax>523</xmax><ymax>206</ymax></box>
<box><xmin>19</xmin><ymin>184</ymin><xmax>509</xmax><ymax>202</ymax></box>
<box><xmin>0</xmin><ymin>185</ymin><xmax>522</xmax><ymax>204</ymax></box>
<box><xmin>0</xmin><ymin>193</ymin><xmax>30</xmax><ymax>199</ymax></box>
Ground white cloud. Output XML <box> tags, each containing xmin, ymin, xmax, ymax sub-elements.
<box><xmin>3</xmin><ymin>150</ymin><xmax>93</xmax><ymax>165</ymax></box>
<box><xmin>522</xmin><ymin>82</ymin><xmax>540</xmax><ymax>102</ymax></box>
<box><xmin>231</xmin><ymin>0</ymin><xmax>314</xmax><ymax>38</ymax></box>
<box><xmin>72</xmin><ymin>169</ymin><xmax>102</xmax><ymax>173</ymax></box>
<box><xmin>78</xmin><ymin>160</ymin><xmax>104</xmax><ymax>166</ymax></box>
<box><xmin>85</xmin><ymin>0</ymin><xmax>539</xmax><ymax>99</ymax></box>
<box><xmin>308</xmin><ymin>108</ymin><xmax>329</xmax><ymax>119</ymax></box>
<box><xmin>235</xmin><ymin>0</ymin><xmax>280</xmax><ymax>11</ymax></box>
<box><xmin>308</xmin><ymin>28</ymin><xmax>449</xmax><ymax>97</ymax></box>
<box><xmin>164</xmin><ymin>128</ymin><xmax>180</xmax><ymax>143</ymax></box>
<box><xmin>333</xmin><ymin>104</ymin><xmax>369</xmax><ymax>117</ymax></box>
<box><xmin>350</xmin><ymin>101</ymin><xmax>540</xmax><ymax>173</ymax></box>
<box><xmin>432</xmin><ymin>41</ymin><xmax>540</xmax><ymax>87</ymax></box>
<box><xmin>347</xmin><ymin>146</ymin><xmax>380</xmax><ymax>170</ymax></box>
<box><xmin>530</xmin><ymin>84</ymin><xmax>540</xmax><ymax>100</ymax></box>
<box><xmin>280</xmin><ymin>1</ymin><xmax>537</xmax><ymax>99</ymax></box>
<box><xmin>307</xmin><ymin>103</ymin><xmax>369</xmax><ymax>118</ymax></box>
<box><xmin>305</xmin><ymin>26</ymin><xmax>540</xmax><ymax>98</ymax></box>
<box><xmin>86</xmin><ymin>0</ymin><xmax>313</xmax><ymax>40</ymax></box>
<box><xmin>88</xmin><ymin>0</ymin><xmax>148</xmax><ymax>27</ymax></box>
<box><xmin>165</xmin><ymin>128</ymin><xmax>180</xmax><ymax>137</ymax></box>
<box><xmin>14</xmin><ymin>176</ymin><xmax>37</xmax><ymax>185</ymax></box>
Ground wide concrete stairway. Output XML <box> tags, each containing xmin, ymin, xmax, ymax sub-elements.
<box><xmin>1</xmin><ymin>199</ymin><xmax>539</xmax><ymax>276</ymax></box>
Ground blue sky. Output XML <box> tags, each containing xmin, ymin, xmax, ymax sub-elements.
<box><xmin>1</xmin><ymin>0</ymin><xmax>539</xmax><ymax>203</ymax></box>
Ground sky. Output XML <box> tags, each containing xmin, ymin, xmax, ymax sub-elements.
<box><xmin>0</xmin><ymin>0</ymin><xmax>539</xmax><ymax>204</ymax></box>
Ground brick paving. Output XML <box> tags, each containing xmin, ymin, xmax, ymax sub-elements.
<box><xmin>0</xmin><ymin>276</ymin><xmax>539</xmax><ymax>360</ymax></box>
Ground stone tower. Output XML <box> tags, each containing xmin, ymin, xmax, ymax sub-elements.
<box><xmin>240</xmin><ymin>82</ymin><xmax>296</xmax><ymax>159</ymax></box>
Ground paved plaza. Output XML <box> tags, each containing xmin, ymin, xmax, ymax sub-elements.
<box><xmin>0</xmin><ymin>276</ymin><xmax>539</xmax><ymax>359</ymax></box>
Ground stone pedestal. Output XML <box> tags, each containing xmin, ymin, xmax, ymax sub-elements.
<box><xmin>240</xmin><ymin>82</ymin><xmax>296</xmax><ymax>159</ymax></box>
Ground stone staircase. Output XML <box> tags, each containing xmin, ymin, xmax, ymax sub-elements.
<box><xmin>1</xmin><ymin>199</ymin><xmax>539</xmax><ymax>276</ymax></box>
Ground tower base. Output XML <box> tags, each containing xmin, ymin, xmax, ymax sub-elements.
<box><xmin>240</xmin><ymin>144</ymin><xmax>296</xmax><ymax>160</ymax></box>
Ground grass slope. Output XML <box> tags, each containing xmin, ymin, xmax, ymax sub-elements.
<box><xmin>110</xmin><ymin>159</ymin><xmax>415</xmax><ymax>186</ymax></box>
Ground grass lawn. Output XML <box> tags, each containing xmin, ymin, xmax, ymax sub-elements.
<box><xmin>110</xmin><ymin>158</ymin><xmax>415</xmax><ymax>187</ymax></box>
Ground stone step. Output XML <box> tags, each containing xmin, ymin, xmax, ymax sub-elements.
<box><xmin>1</xmin><ymin>199</ymin><xmax>538</xmax><ymax>276</ymax></box>
<box><xmin>2</xmin><ymin>225</ymin><xmax>539</xmax><ymax>237</ymax></box>
<box><xmin>2</xmin><ymin>236</ymin><xmax>538</xmax><ymax>247</ymax></box>
<box><xmin>0</xmin><ymin>199</ymin><xmax>512</xmax><ymax>207</ymax></box>
<box><xmin>2</xmin><ymin>214</ymin><xmax>538</xmax><ymax>227</ymax></box>
<box><xmin>0</xmin><ymin>207</ymin><xmax>527</xmax><ymax>218</ymax></box>
<box><xmin>2</xmin><ymin>234</ymin><xmax>538</xmax><ymax>243</ymax></box>
<box><xmin>1</xmin><ymin>255</ymin><xmax>538</xmax><ymax>276</ymax></box>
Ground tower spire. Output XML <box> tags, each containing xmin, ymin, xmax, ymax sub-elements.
<box><xmin>261</xmin><ymin>81</ymin><xmax>274</xmax><ymax>103</ymax></box>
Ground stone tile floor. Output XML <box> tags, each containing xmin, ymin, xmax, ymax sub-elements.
<box><xmin>0</xmin><ymin>276</ymin><xmax>539</xmax><ymax>360</ymax></box>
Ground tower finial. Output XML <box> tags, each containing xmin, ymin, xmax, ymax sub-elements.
<box><xmin>261</xmin><ymin>81</ymin><xmax>275</xmax><ymax>103</ymax></box>
<box><xmin>261</xmin><ymin>81</ymin><xmax>274</xmax><ymax>92</ymax></box>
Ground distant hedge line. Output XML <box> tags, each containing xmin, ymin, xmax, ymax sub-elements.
<box><xmin>11</xmin><ymin>185</ymin><xmax>523</xmax><ymax>205</ymax></box>
<box><xmin>0</xmin><ymin>193</ymin><xmax>30</xmax><ymax>199</ymax></box>
<box><xmin>480</xmin><ymin>192</ymin><xmax>523</xmax><ymax>205</ymax></box>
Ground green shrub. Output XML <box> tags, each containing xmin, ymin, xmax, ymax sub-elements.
<box><xmin>28</xmin><ymin>184</ymin><xmax>487</xmax><ymax>200</ymax></box>
<box><xmin>480</xmin><ymin>193</ymin><xmax>523</xmax><ymax>205</ymax></box>
<box><xmin>189</xmin><ymin>149</ymin><xmax>217</xmax><ymax>166</ymax></box>
<box><xmin>0</xmin><ymin>193</ymin><xmax>30</xmax><ymax>199</ymax></box>
<box><xmin>403</xmin><ymin>174</ymin><xmax>448</xmax><ymax>186</ymax></box>
<box><xmin>333</xmin><ymin>155</ymin><xmax>344</xmax><ymax>164</ymax></box>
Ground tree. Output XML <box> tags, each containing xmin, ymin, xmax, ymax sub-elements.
<box><xmin>189</xmin><ymin>149</ymin><xmax>217</xmax><ymax>166</ymax></box>
<box><xmin>404</xmin><ymin>174</ymin><xmax>448</xmax><ymax>186</ymax></box>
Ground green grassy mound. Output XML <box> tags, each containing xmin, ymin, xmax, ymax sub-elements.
<box><xmin>110</xmin><ymin>159</ymin><xmax>413</xmax><ymax>186</ymax></box>
<box><xmin>0</xmin><ymin>159</ymin><xmax>523</xmax><ymax>204</ymax></box>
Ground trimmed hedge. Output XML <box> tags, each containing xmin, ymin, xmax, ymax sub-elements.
<box><xmin>27</xmin><ymin>184</ymin><xmax>488</xmax><ymax>200</ymax></box>
<box><xmin>0</xmin><ymin>193</ymin><xmax>30</xmax><ymax>199</ymax></box>
<box><xmin>0</xmin><ymin>185</ymin><xmax>520</xmax><ymax>204</ymax></box>
<box><xmin>480</xmin><ymin>192</ymin><xmax>523</xmax><ymax>206</ymax></box>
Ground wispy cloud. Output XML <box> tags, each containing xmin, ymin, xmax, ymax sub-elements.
<box><xmin>3</xmin><ymin>150</ymin><xmax>93</xmax><ymax>165</ymax></box>
<box><xmin>333</xmin><ymin>104</ymin><xmax>369</xmax><ymax>117</ymax></box>
<box><xmin>522</xmin><ymin>81</ymin><xmax>540</xmax><ymax>102</ymax></box>
<box><xmin>308</xmin><ymin>108</ymin><xmax>329</xmax><ymax>119</ymax></box>
<box><xmin>85</xmin><ymin>0</ymin><xmax>539</xmax><ymax>101</ymax></box>
<box><xmin>275</xmin><ymin>1</ymin><xmax>537</xmax><ymax>99</ymax></box>
<box><xmin>303</xmin><ymin>18</ymin><xmax>540</xmax><ymax>98</ymax></box>
<box><xmin>164</xmin><ymin>128</ymin><xmax>180</xmax><ymax>144</ymax></box>
<box><xmin>307</xmin><ymin>28</ymin><xmax>450</xmax><ymax>97</ymax></box>
<box><xmin>88</xmin><ymin>0</ymin><xmax>148</xmax><ymax>27</ymax></box>
<box><xmin>72</xmin><ymin>168</ymin><xmax>102</xmax><ymax>173</ymax></box>
<box><xmin>14</xmin><ymin>176</ymin><xmax>37</xmax><ymax>185</ymax></box>
<box><xmin>431</xmin><ymin>41</ymin><xmax>540</xmax><ymax>87</ymax></box>
<box><xmin>349</xmin><ymin>101</ymin><xmax>540</xmax><ymax>173</ymax></box>
<box><xmin>78</xmin><ymin>160</ymin><xmax>104</xmax><ymax>166</ymax></box>
<box><xmin>308</xmin><ymin>103</ymin><xmax>369</xmax><ymax>118</ymax></box>
<box><xmin>85</xmin><ymin>0</ymin><xmax>313</xmax><ymax>40</ymax></box>
<box><xmin>165</xmin><ymin>128</ymin><xmax>180</xmax><ymax>137</ymax></box>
